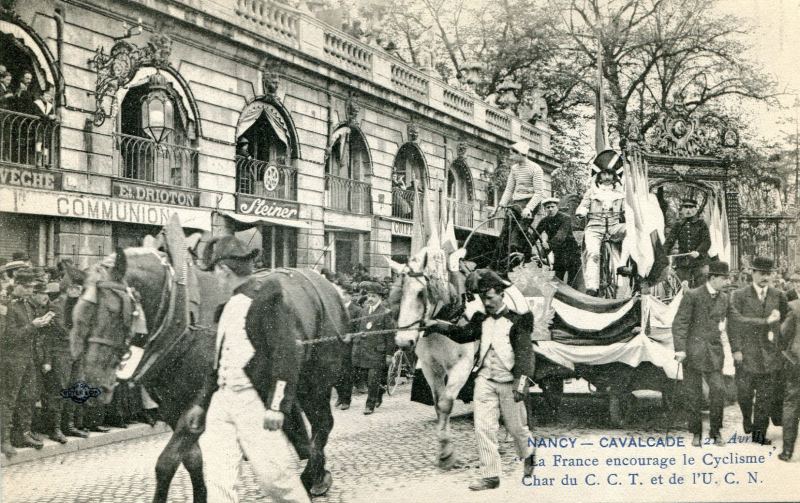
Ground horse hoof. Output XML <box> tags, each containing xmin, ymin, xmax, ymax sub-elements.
<box><xmin>438</xmin><ymin>453</ymin><xmax>458</xmax><ymax>470</ymax></box>
<box><xmin>310</xmin><ymin>470</ymin><xmax>333</xmax><ymax>497</ymax></box>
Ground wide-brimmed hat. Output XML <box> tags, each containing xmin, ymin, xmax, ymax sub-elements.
<box><xmin>708</xmin><ymin>261</ymin><xmax>729</xmax><ymax>277</ymax></box>
<box><xmin>510</xmin><ymin>141</ymin><xmax>529</xmax><ymax>156</ymax></box>
<box><xmin>751</xmin><ymin>256</ymin><xmax>775</xmax><ymax>272</ymax></box>
<box><xmin>542</xmin><ymin>196</ymin><xmax>560</xmax><ymax>206</ymax></box>
<box><xmin>592</xmin><ymin>149</ymin><xmax>624</xmax><ymax>178</ymax></box>
<box><xmin>202</xmin><ymin>236</ymin><xmax>259</xmax><ymax>270</ymax></box>
<box><xmin>466</xmin><ymin>268</ymin><xmax>511</xmax><ymax>294</ymax></box>
<box><xmin>1</xmin><ymin>260</ymin><xmax>29</xmax><ymax>275</ymax></box>
<box><xmin>359</xmin><ymin>281</ymin><xmax>384</xmax><ymax>295</ymax></box>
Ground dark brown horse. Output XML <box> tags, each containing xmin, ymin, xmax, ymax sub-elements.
<box><xmin>70</xmin><ymin>247</ymin><xmax>347</xmax><ymax>501</ymax></box>
<box><xmin>70</xmin><ymin>248</ymin><xmax>221</xmax><ymax>502</ymax></box>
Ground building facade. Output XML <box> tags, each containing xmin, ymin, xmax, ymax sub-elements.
<box><xmin>0</xmin><ymin>0</ymin><xmax>558</xmax><ymax>278</ymax></box>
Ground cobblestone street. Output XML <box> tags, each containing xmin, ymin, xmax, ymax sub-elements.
<box><xmin>3</xmin><ymin>384</ymin><xmax>798</xmax><ymax>503</ymax></box>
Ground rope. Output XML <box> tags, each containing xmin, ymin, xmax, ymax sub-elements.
<box><xmin>294</xmin><ymin>317</ymin><xmax>425</xmax><ymax>346</ymax></box>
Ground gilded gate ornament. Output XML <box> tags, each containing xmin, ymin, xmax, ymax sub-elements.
<box><xmin>88</xmin><ymin>34</ymin><xmax>173</xmax><ymax>126</ymax></box>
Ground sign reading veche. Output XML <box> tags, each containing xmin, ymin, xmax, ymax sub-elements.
<box><xmin>112</xmin><ymin>180</ymin><xmax>199</xmax><ymax>207</ymax></box>
<box><xmin>0</xmin><ymin>166</ymin><xmax>62</xmax><ymax>190</ymax></box>
<box><xmin>237</xmin><ymin>194</ymin><xmax>299</xmax><ymax>220</ymax></box>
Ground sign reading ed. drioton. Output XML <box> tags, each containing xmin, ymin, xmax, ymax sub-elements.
<box><xmin>236</xmin><ymin>194</ymin><xmax>299</xmax><ymax>219</ymax></box>
<box><xmin>112</xmin><ymin>180</ymin><xmax>199</xmax><ymax>207</ymax></box>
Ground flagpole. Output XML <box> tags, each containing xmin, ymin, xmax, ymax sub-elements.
<box><xmin>594</xmin><ymin>26</ymin><xmax>607</xmax><ymax>154</ymax></box>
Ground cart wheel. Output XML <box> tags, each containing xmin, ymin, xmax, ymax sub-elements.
<box><xmin>386</xmin><ymin>351</ymin><xmax>402</xmax><ymax>396</ymax></box>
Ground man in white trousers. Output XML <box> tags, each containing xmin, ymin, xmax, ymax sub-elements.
<box><xmin>424</xmin><ymin>268</ymin><xmax>536</xmax><ymax>491</ymax></box>
<box><xmin>185</xmin><ymin>235</ymin><xmax>309</xmax><ymax>503</ymax></box>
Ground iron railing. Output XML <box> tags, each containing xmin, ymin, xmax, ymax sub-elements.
<box><xmin>325</xmin><ymin>174</ymin><xmax>371</xmax><ymax>215</ymax></box>
<box><xmin>113</xmin><ymin>132</ymin><xmax>198</xmax><ymax>188</ymax></box>
<box><xmin>0</xmin><ymin>107</ymin><xmax>59</xmax><ymax>168</ymax></box>
<box><xmin>391</xmin><ymin>188</ymin><xmax>424</xmax><ymax>220</ymax></box>
<box><xmin>447</xmin><ymin>198</ymin><xmax>474</xmax><ymax>228</ymax></box>
<box><xmin>235</xmin><ymin>156</ymin><xmax>297</xmax><ymax>200</ymax></box>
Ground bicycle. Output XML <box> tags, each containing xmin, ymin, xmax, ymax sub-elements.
<box><xmin>386</xmin><ymin>347</ymin><xmax>416</xmax><ymax>395</ymax></box>
<box><xmin>490</xmin><ymin>205</ymin><xmax>549</xmax><ymax>273</ymax></box>
<box><xmin>583</xmin><ymin>211</ymin><xmax>625</xmax><ymax>299</ymax></box>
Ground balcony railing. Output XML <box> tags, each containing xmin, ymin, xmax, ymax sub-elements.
<box><xmin>114</xmin><ymin>132</ymin><xmax>198</xmax><ymax>188</ymax></box>
<box><xmin>447</xmin><ymin>198</ymin><xmax>474</xmax><ymax>228</ymax></box>
<box><xmin>325</xmin><ymin>174</ymin><xmax>371</xmax><ymax>215</ymax></box>
<box><xmin>0</xmin><ymin>108</ymin><xmax>59</xmax><ymax>168</ymax></box>
<box><xmin>236</xmin><ymin>156</ymin><xmax>297</xmax><ymax>201</ymax></box>
<box><xmin>391</xmin><ymin>187</ymin><xmax>424</xmax><ymax>220</ymax></box>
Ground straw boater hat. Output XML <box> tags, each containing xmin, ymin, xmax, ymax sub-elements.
<box><xmin>510</xmin><ymin>141</ymin><xmax>530</xmax><ymax>156</ymax></box>
<box><xmin>542</xmin><ymin>196</ymin><xmax>560</xmax><ymax>206</ymax></box>
<box><xmin>359</xmin><ymin>281</ymin><xmax>384</xmax><ymax>295</ymax></box>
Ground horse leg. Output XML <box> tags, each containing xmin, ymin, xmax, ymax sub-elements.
<box><xmin>420</xmin><ymin>363</ymin><xmax>456</xmax><ymax>469</ymax></box>
<box><xmin>300</xmin><ymin>386</ymin><xmax>334</xmax><ymax>497</ymax></box>
<box><xmin>152</xmin><ymin>432</ymin><xmax>184</xmax><ymax>503</ymax></box>
<box><xmin>438</xmin><ymin>359</ymin><xmax>473</xmax><ymax>470</ymax></box>
<box><xmin>182</xmin><ymin>438</ymin><xmax>207</xmax><ymax>503</ymax></box>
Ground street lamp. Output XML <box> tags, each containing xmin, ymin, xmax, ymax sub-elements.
<box><xmin>141</xmin><ymin>72</ymin><xmax>174</xmax><ymax>144</ymax></box>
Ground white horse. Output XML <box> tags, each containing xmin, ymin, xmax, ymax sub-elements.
<box><xmin>392</xmin><ymin>247</ymin><xmax>475</xmax><ymax>468</ymax></box>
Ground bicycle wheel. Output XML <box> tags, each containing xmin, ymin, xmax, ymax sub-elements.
<box><xmin>386</xmin><ymin>351</ymin><xmax>403</xmax><ymax>396</ymax></box>
<box><xmin>599</xmin><ymin>241</ymin><xmax>617</xmax><ymax>299</ymax></box>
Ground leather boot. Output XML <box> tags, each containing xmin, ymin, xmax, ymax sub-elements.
<box><xmin>20</xmin><ymin>431</ymin><xmax>44</xmax><ymax>449</ymax></box>
<box><xmin>49</xmin><ymin>429</ymin><xmax>68</xmax><ymax>444</ymax></box>
<box><xmin>63</xmin><ymin>422</ymin><xmax>89</xmax><ymax>438</ymax></box>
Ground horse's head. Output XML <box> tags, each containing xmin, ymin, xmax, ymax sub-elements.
<box><xmin>70</xmin><ymin>250</ymin><xmax>137</xmax><ymax>405</ymax></box>
<box><xmin>392</xmin><ymin>248</ymin><xmax>454</xmax><ymax>348</ymax></box>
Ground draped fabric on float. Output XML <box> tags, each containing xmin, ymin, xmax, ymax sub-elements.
<box><xmin>548</xmin><ymin>284</ymin><xmax>641</xmax><ymax>346</ymax></box>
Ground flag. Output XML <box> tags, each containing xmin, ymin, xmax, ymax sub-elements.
<box><xmin>410</xmin><ymin>188</ymin><xmax>425</xmax><ymax>256</ymax></box>
<box><xmin>423</xmin><ymin>189</ymin><xmax>440</xmax><ymax>250</ymax></box>
<box><xmin>594</xmin><ymin>40</ymin><xmax>607</xmax><ymax>154</ymax></box>
<box><xmin>705</xmin><ymin>193</ymin><xmax>731</xmax><ymax>262</ymax></box>
<box><xmin>620</xmin><ymin>149</ymin><xmax>667</xmax><ymax>279</ymax></box>
<box><xmin>441</xmin><ymin>203</ymin><xmax>458</xmax><ymax>255</ymax></box>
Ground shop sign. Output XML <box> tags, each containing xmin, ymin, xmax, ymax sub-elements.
<box><xmin>0</xmin><ymin>187</ymin><xmax>211</xmax><ymax>231</ymax></box>
<box><xmin>112</xmin><ymin>180</ymin><xmax>199</xmax><ymax>207</ymax></box>
<box><xmin>236</xmin><ymin>194</ymin><xmax>299</xmax><ymax>220</ymax></box>
<box><xmin>0</xmin><ymin>165</ymin><xmax>62</xmax><ymax>190</ymax></box>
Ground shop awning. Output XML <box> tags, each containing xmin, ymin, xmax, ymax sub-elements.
<box><xmin>216</xmin><ymin>210</ymin><xmax>312</xmax><ymax>230</ymax></box>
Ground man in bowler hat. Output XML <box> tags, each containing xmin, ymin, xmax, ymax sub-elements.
<box><xmin>673</xmin><ymin>261</ymin><xmax>731</xmax><ymax>447</ymax></box>
<box><xmin>728</xmin><ymin>256</ymin><xmax>788</xmax><ymax>445</ymax></box>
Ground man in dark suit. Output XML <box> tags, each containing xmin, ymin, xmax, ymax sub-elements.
<box><xmin>664</xmin><ymin>197</ymin><xmax>711</xmax><ymax>288</ymax></box>
<box><xmin>334</xmin><ymin>282</ymin><xmax>361</xmax><ymax>411</ymax></box>
<box><xmin>728</xmin><ymin>256</ymin><xmax>789</xmax><ymax>445</ymax></box>
<box><xmin>779</xmin><ymin>294</ymin><xmax>800</xmax><ymax>461</ymax></box>
<box><xmin>424</xmin><ymin>269</ymin><xmax>535</xmax><ymax>491</ymax></box>
<box><xmin>185</xmin><ymin>236</ymin><xmax>310</xmax><ymax>503</ymax></box>
<box><xmin>785</xmin><ymin>271</ymin><xmax>800</xmax><ymax>302</ymax></box>
<box><xmin>673</xmin><ymin>261</ymin><xmax>731</xmax><ymax>447</ymax></box>
<box><xmin>535</xmin><ymin>197</ymin><xmax>581</xmax><ymax>285</ymax></box>
<box><xmin>350</xmin><ymin>281</ymin><xmax>395</xmax><ymax>415</ymax></box>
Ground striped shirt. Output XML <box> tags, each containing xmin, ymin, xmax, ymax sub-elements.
<box><xmin>498</xmin><ymin>159</ymin><xmax>544</xmax><ymax>211</ymax></box>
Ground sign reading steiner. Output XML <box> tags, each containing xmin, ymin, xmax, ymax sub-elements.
<box><xmin>236</xmin><ymin>194</ymin><xmax>299</xmax><ymax>219</ymax></box>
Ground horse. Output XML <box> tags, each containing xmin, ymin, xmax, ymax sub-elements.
<box><xmin>391</xmin><ymin>246</ymin><xmax>473</xmax><ymax>469</ymax></box>
<box><xmin>70</xmin><ymin>246</ymin><xmax>346</xmax><ymax>501</ymax></box>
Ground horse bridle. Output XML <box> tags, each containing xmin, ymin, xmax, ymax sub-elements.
<box><xmin>85</xmin><ymin>280</ymin><xmax>140</xmax><ymax>358</ymax></box>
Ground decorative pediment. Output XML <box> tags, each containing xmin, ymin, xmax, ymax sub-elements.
<box><xmin>648</xmin><ymin>98</ymin><xmax>739</xmax><ymax>157</ymax></box>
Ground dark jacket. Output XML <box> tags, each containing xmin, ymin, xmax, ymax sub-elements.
<box><xmin>728</xmin><ymin>285</ymin><xmax>789</xmax><ymax>374</ymax></box>
<box><xmin>429</xmin><ymin>309</ymin><xmax>535</xmax><ymax>384</ymax></box>
<box><xmin>672</xmin><ymin>284</ymin><xmax>728</xmax><ymax>371</ymax></box>
<box><xmin>351</xmin><ymin>301</ymin><xmax>395</xmax><ymax>369</ymax></box>
<box><xmin>780</xmin><ymin>299</ymin><xmax>800</xmax><ymax>366</ymax></box>
<box><xmin>664</xmin><ymin>216</ymin><xmax>711</xmax><ymax>270</ymax></box>
<box><xmin>535</xmin><ymin>211</ymin><xmax>580</xmax><ymax>264</ymax></box>
<box><xmin>2</xmin><ymin>297</ymin><xmax>45</xmax><ymax>362</ymax></box>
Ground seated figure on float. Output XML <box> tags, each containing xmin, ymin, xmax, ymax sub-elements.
<box><xmin>574</xmin><ymin>150</ymin><xmax>626</xmax><ymax>297</ymax></box>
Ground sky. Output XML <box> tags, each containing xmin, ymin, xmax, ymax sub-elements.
<box><xmin>716</xmin><ymin>0</ymin><xmax>800</xmax><ymax>144</ymax></box>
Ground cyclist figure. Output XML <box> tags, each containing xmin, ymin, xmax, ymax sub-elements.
<box><xmin>492</xmin><ymin>141</ymin><xmax>545</xmax><ymax>267</ymax></box>
<box><xmin>575</xmin><ymin>149</ymin><xmax>626</xmax><ymax>296</ymax></box>
<box><xmin>535</xmin><ymin>197</ymin><xmax>581</xmax><ymax>285</ymax></box>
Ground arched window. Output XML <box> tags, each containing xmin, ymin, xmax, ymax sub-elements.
<box><xmin>391</xmin><ymin>143</ymin><xmax>427</xmax><ymax>220</ymax></box>
<box><xmin>0</xmin><ymin>22</ymin><xmax>59</xmax><ymax>168</ymax></box>
<box><xmin>325</xmin><ymin>126</ymin><xmax>372</xmax><ymax>215</ymax></box>
<box><xmin>235</xmin><ymin>100</ymin><xmax>297</xmax><ymax>201</ymax></box>
<box><xmin>446</xmin><ymin>159</ymin><xmax>474</xmax><ymax>227</ymax></box>
<box><xmin>115</xmin><ymin>71</ymin><xmax>198</xmax><ymax>188</ymax></box>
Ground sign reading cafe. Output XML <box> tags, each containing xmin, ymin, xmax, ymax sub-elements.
<box><xmin>236</xmin><ymin>194</ymin><xmax>299</xmax><ymax>219</ymax></box>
